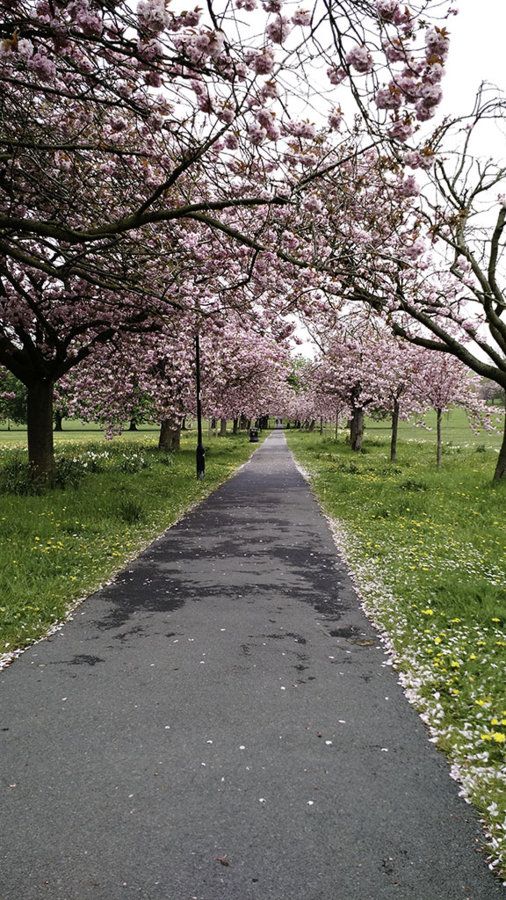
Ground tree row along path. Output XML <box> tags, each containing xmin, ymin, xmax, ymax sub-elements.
<box><xmin>0</xmin><ymin>431</ymin><xmax>502</xmax><ymax>900</ymax></box>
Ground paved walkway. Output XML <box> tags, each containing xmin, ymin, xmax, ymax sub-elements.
<box><xmin>1</xmin><ymin>431</ymin><xmax>502</xmax><ymax>899</ymax></box>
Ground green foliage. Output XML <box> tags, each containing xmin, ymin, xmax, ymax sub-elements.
<box><xmin>0</xmin><ymin>455</ymin><xmax>88</xmax><ymax>495</ymax></box>
<box><xmin>52</xmin><ymin>457</ymin><xmax>88</xmax><ymax>489</ymax></box>
<box><xmin>116</xmin><ymin>451</ymin><xmax>151</xmax><ymax>473</ymax></box>
<box><xmin>0</xmin><ymin>457</ymin><xmax>44</xmax><ymax>495</ymax></box>
<box><xmin>0</xmin><ymin>370</ymin><xmax>27</xmax><ymax>424</ymax></box>
<box><xmin>399</xmin><ymin>479</ymin><xmax>428</xmax><ymax>492</ymax></box>
<box><xmin>116</xmin><ymin>498</ymin><xmax>144</xmax><ymax>524</ymax></box>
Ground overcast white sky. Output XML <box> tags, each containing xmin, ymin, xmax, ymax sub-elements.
<box><xmin>439</xmin><ymin>1</ymin><xmax>506</xmax><ymax>119</ymax></box>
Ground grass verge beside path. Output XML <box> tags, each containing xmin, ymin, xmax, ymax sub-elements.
<box><xmin>285</xmin><ymin>428</ymin><xmax>506</xmax><ymax>879</ymax></box>
<box><xmin>0</xmin><ymin>429</ymin><xmax>264</xmax><ymax>664</ymax></box>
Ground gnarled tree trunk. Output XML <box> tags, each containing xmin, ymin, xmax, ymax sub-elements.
<box><xmin>158</xmin><ymin>419</ymin><xmax>181</xmax><ymax>452</ymax></box>
<box><xmin>27</xmin><ymin>379</ymin><xmax>55</xmax><ymax>480</ymax></box>
<box><xmin>219</xmin><ymin>417</ymin><xmax>227</xmax><ymax>437</ymax></box>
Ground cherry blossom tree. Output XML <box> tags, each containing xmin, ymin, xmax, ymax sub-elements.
<box><xmin>311</xmin><ymin>328</ymin><xmax>393</xmax><ymax>451</ymax></box>
<box><xmin>0</xmin><ymin>0</ymin><xmax>452</xmax><ymax>278</ymax></box>
<box><xmin>413</xmin><ymin>350</ymin><xmax>491</xmax><ymax>467</ymax></box>
<box><xmin>200</xmin><ymin>321</ymin><xmax>291</xmax><ymax>431</ymax></box>
<box><xmin>0</xmin><ymin>0</ymin><xmax>453</xmax><ymax>480</ymax></box>
<box><xmin>305</xmin><ymin>97</ymin><xmax>506</xmax><ymax>478</ymax></box>
<box><xmin>367</xmin><ymin>338</ymin><xmax>426</xmax><ymax>461</ymax></box>
<box><xmin>58</xmin><ymin>312</ymin><xmax>291</xmax><ymax>451</ymax></box>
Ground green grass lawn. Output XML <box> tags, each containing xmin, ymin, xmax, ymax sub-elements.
<box><xmin>0</xmin><ymin>426</ymin><xmax>264</xmax><ymax>662</ymax></box>
<box><xmin>286</xmin><ymin>415</ymin><xmax>506</xmax><ymax>878</ymax></box>
<box><xmin>322</xmin><ymin>405</ymin><xmax>504</xmax><ymax>450</ymax></box>
<box><xmin>0</xmin><ymin>419</ymin><xmax>165</xmax><ymax>447</ymax></box>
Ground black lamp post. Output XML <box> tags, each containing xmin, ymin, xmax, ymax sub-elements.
<box><xmin>195</xmin><ymin>330</ymin><xmax>205</xmax><ymax>479</ymax></box>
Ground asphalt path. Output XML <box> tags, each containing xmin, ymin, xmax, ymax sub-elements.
<box><xmin>1</xmin><ymin>430</ymin><xmax>503</xmax><ymax>900</ymax></box>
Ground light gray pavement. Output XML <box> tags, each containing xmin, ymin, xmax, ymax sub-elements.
<box><xmin>0</xmin><ymin>430</ymin><xmax>503</xmax><ymax>900</ymax></box>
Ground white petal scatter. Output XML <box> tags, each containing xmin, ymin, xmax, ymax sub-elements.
<box><xmin>321</xmin><ymin>507</ymin><xmax>506</xmax><ymax>876</ymax></box>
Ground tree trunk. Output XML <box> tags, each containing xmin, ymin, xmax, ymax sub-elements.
<box><xmin>390</xmin><ymin>400</ymin><xmax>399</xmax><ymax>463</ymax></box>
<box><xmin>240</xmin><ymin>415</ymin><xmax>248</xmax><ymax>431</ymax></box>
<box><xmin>232</xmin><ymin>417</ymin><xmax>238</xmax><ymax>435</ymax></box>
<box><xmin>181</xmin><ymin>416</ymin><xmax>187</xmax><ymax>431</ymax></box>
<box><xmin>319</xmin><ymin>416</ymin><xmax>323</xmax><ymax>434</ymax></box>
<box><xmin>219</xmin><ymin>417</ymin><xmax>227</xmax><ymax>437</ymax></box>
<box><xmin>26</xmin><ymin>380</ymin><xmax>55</xmax><ymax>480</ymax></box>
<box><xmin>493</xmin><ymin>406</ymin><xmax>506</xmax><ymax>481</ymax></box>
<box><xmin>436</xmin><ymin>408</ymin><xmax>442</xmax><ymax>468</ymax></box>
<box><xmin>334</xmin><ymin>410</ymin><xmax>339</xmax><ymax>440</ymax></box>
<box><xmin>308</xmin><ymin>419</ymin><xmax>315</xmax><ymax>432</ymax></box>
<box><xmin>54</xmin><ymin>410</ymin><xmax>63</xmax><ymax>432</ymax></box>
<box><xmin>350</xmin><ymin>407</ymin><xmax>364</xmax><ymax>451</ymax></box>
<box><xmin>158</xmin><ymin>419</ymin><xmax>181</xmax><ymax>452</ymax></box>
<box><xmin>128</xmin><ymin>418</ymin><xmax>138</xmax><ymax>431</ymax></box>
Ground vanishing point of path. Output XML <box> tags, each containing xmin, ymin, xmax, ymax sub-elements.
<box><xmin>0</xmin><ymin>431</ymin><xmax>502</xmax><ymax>900</ymax></box>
